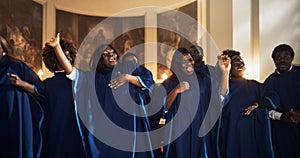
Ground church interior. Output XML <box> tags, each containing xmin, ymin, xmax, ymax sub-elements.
<box><xmin>1</xmin><ymin>0</ymin><xmax>299</xmax><ymax>82</ymax></box>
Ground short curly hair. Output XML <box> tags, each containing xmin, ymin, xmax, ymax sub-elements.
<box><xmin>271</xmin><ymin>44</ymin><xmax>295</xmax><ymax>60</ymax></box>
<box><xmin>42</xmin><ymin>37</ymin><xmax>77</xmax><ymax>73</ymax></box>
<box><xmin>222</xmin><ymin>49</ymin><xmax>244</xmax><ymax>65</ymax></box>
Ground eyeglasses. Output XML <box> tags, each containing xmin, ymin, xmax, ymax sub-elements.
<box><xmin>232</xmin><ymin>62</ymin><xmax>244</xmax><ymax>67</ymax></box>
<box><xmin>102</xmin><ymin>49</ymin><xmax>117</xmax><ymax>58</ymax></box>
<box><xmin>180</xmin><ymin>58</ymin><xmax>194</xmax><ymax>65</ymax></box>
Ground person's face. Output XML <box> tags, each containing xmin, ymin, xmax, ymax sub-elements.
<box><xmin>180</xmin><ymin>54</ymin><xmax>194</xmax><ymax>75</ymax></box>
<box><xmin>102</xmin><ymin>46</ymin><xmax>117</xmax><ymax>68</ymax></box>
<box><xmin>273</xmin><ymin>51</ymin><xmax>292</xmax><ymax>73</ymax></box>
<box><xmin>189</xmin><ymin>46</ymin><xmax>202</xmax><ymax>62</ymax></box>
<box><xmin>230</xmin><ymin>61</ymin><xmax>245</xmax><ymax>79</ymax></box>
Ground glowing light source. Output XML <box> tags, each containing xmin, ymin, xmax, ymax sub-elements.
<box><xmin>38</xmin><ymin>69</ymin><xmax>43</xmax><ymax>79</ymax></box>
<box><xmin>162</xmin><ymin>73</ymin><xmax>168</xmax><ymax>80</ymax></box>
<box><xmin>244</xmin><ymin>61</ymin><xmax>259</xmax><ymax>81</ymax></box>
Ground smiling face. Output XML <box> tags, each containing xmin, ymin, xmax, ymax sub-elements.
<box><xmin>273</xmin><ymin>51</ymin><xmax>292</xmax><ymax>73</ymax></box>
<box><xmin>102</xmin><ymin>46</ymin><xmax>118</xmax><ymax>68</ymax></box>
<box><xmin>230</xmin><ymin>60</ymin><xmax>245</xmax><ymax>79</ymax></box>
<box><xmin>180</xmin><ymin>54</ymin><xmax>195</xmax><ymax>75</ymax></box>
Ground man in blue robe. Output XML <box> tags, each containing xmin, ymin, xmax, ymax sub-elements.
<box><xmin>91</xmin><ymin>50</ymin><xmax>161</xmax><ymax>158</ymax></box>
<box><xmin>189</xmin><ymin>43</ymin><xmax>228</xmax><ymax>158</ymax></box>
<box><xmin>264</xmin><ymin>44</ymin><xmax>300</xmax><ymax>158</ymax></box>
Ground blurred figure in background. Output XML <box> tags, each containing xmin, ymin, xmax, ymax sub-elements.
<box><xmin>0</xmin><ymin>35</ymin><xmax>44</xmax><ymax>158</ymax></box>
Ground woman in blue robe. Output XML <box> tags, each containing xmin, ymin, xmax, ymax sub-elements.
<box><xmin>162</xmin><ymin>48</ymin><xmax>230</xmax><ymax>158</ymax></box>
<box><xmin>43</xmin><ymin>36</ymin><xmax>86</xmax><ymax>158</ymax></box>
<box><xmin>0</xmin><ymin>36</ymin><xmax>44</xmax><ymax>158</ymax></box>
<box><xmin>89</xmin><ymin>47</ymin><xmax>161</xmax><ymax>158</ymax></box>
<box><xmin>218</xmin><ymin>50</ymin><xmax>279</xmax><ymax>158</ymax></box>
<box><xmin>49</xmin><ymin>33</ymin><xmax>161</xmax><ymax>158</ymax></box>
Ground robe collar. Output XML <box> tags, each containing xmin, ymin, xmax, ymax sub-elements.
<box><xmin>276</xmin><ymin>65</ymin><xmax>293</xmax><ymax>74</ymax></box>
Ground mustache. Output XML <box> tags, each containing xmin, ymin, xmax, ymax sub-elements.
<box><xmin>278</xmin><ymin>62</ymin><xmax>288</xmax><ymax>65</ymax></box>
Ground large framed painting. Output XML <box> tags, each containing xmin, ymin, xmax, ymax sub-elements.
<box><xmin>157</xmin><ymin>1</ymin><xmax>197</xmax><ymax>81</ymax></box>
<box><xmin>0</xmin><ymin>0</ymin><xmax>42</xmax><ymax>74</ymax></box>
<box><xmin>56</xmin><ymin>10</ymin><xmax>145</xmax><ymax>64</ymax></box>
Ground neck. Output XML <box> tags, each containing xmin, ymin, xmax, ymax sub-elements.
<box><xmin>276</xmin><ymin>65</ymin><xmax>293</xmax><ymax>74</ymax></box>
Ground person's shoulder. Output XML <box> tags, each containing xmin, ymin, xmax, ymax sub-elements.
<box><xmin>43</xmin><ymin>78</ymin><xmax>51</xmax><ymax>86</ymax></box>
<box><xmin>14</xmin><ymin>59</ymin><xmax>38</xmax><ymax>76</ymax></box>
<box><xmin>5</xmin><ymin>56</ymin><xmax>25</xmax><ymax>67</ymax></box>
<box><xmin>206</xmin><ymin>64</ymin><xmax>215</xmax><ymax>69</ymax></box>
<box><xmin>138</xmin><ymin>64</ymin><xmax>151</xmax><ymax>72</ymax></box>
<box><xmin>247</xmin><ymin>79</ymin><xmax>261</xmax><ymax>85</ymax></box>
<box><xmin>266</xmin><ymin>69</ymin><xmax>277</xmax><ymax>77</ymax></box>
<box><xmin>264</xmin><ymin>71</ymin><xmax>277</xmax><ymax>83</ymax></box>
<box><xmin>44</xmin><ymin>73</ymin><xmax>71</xmax><ymax>86</ymax></box>
<box><xmin>290</xmin><ymin>66</ymin><xmax>300</xmax><ymax>77</ymax></box>
<box><xmin>293</xmin><ymin>65</ymin><xmax>300</xmax><ymax>71</ymax></box>
<box><xmin>162</xmin><ymin>76</ymin><xmax>177</xmax><ymax>85</ymax></box>
<box><xmin>14</xmin><ymin>59</ymin><xmax>35</xmax><ymax>72</ymax></box>
<box><xmin>43</xmin><ymin>75</ymin><xmax>57</xmax><ymax>85</ymax></box>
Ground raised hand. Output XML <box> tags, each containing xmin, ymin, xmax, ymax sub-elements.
<box><xmin>48</xmin><ymin>33</ymin><xmax>60</xmax><ymax>48</ymax></box>
<box><xmin>176</xmin><ymin>81</ymin><xmax>190</xmax><ymax>93</ymax></box>
<box><xmin>217</xmin><ymin>54</ymin><xmax>231</xmax><ymax>73</ymax></box>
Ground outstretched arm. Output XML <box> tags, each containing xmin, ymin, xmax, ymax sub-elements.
<box><xmin>48</xmin><ymin>33</ymin><xmax>73</xmax><ymax>75</ymax></box>
<box><xmin>245</xmin><ymin>98</ymin><xmax>273</xmax><ymax>115</ymax></box>
<box><xmin>109</xmin><ymin>73</ymin><xmax>142</xmax><ymax>89</ymax></box>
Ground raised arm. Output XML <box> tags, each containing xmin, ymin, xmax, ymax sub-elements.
<box><xmin>48</xmin><ymin>33</ymin><xmax>73</xmax><ymax>74</ymax></box>
<box><xmin>217</xmin><ymin>54</ymin><xmax>231</xmax><ymax>97</ymax></box>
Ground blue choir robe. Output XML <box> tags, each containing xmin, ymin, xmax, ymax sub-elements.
<box><xmin>43</xmin><ymin>72</ymin><xmax>86</xmax><ymax>158</ymax></box>
<box><xmin>162</xmin><ymin>71</ymin><xmax>218</xmax><ymax>158</ymax></box>
<box><xmin>218</xmin><ymin>78</ymin><xmax>277</xmax><ymax>158</ymax></box>
<box><xmin>195</xmin><ymin>63</ymin><xmax>226</xmax><ymax>158</ymax></box>
<box><xmin>264</xmin><ymin>66</ymin><xmax>300</xmax><ymax>158</ymax></box>
<box><xmin>85</xmin><ymin>61</ymin><xmax>160</xmax><ymax>158</ymax></box>
<box><xmin>0</xmin><ymin>56</ymin><xmax>45</xmax><ymax>158</ymax></box>
<box><xmin>194</xmin><ymin>62</ymin><xmax>210</xmax><ymax>76</ymax></box>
